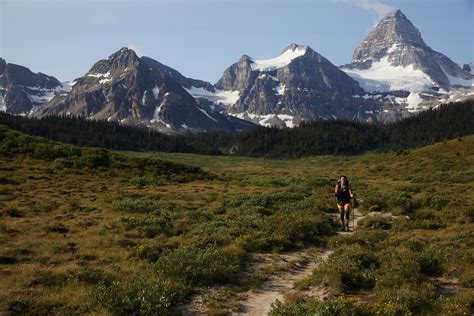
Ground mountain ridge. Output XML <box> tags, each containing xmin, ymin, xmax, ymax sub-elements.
<box><xmin>1</xmin><ymin>9</ymin><xmax>472</xmax><ymax>132</ymax></box>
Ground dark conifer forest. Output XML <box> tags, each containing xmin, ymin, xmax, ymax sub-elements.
<box><xmin>0</xmin><ymin>100</ymin><xmax>472</xmax><ymax>158</ymax></box>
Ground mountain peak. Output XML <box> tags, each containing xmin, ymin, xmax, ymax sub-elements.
<box><xmin>0</xmin><ymin>58</ymin><xmax>6</xmax><ymax>75</ymax></box>
<box><xmin>384</xmin><ymin>9</ymin><xmax>404</xmax><ymax>18</ymax></box>
<box><xmin>88</xmin><ymin>47</ymin><xmax>140</xmax><ymax>75</ymax></box>
<box><xmin>107</xmin><ymin>47</ymin><xmax>140</xmax><ymax>63</ymax></box>
<box><xmin>372</xmin><ymin>9</ymin><xmax>425</xmax><ymax>47</ymax></box>
<box><xmin>350</xmin><ymin>9</ymin><xmax>427</xmax><ymax>66</ymax></box>
<box><xmin>239</xmin><ymin>55</ymin><xmax>253</xmax><ymax>63</ymax></box>
<box><xmin>282</xmin><ymin>43</ymin><xmax>309</xmax><ymax>53</ymax></box>
<box><xmin>250</xmin><ymin>44</ymin><xmax>308</xmax><ymax>72</ymax></box>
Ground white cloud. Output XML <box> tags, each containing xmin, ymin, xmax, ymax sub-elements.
<box><xmin>124</xmin><ymin>43</ymin><xmax>143</xmax><ymax>57</ymax></box>
<box><xmin>335</xmin><ymin>0</ymin><xmax>395</xmax><ymax>20</ymax></box>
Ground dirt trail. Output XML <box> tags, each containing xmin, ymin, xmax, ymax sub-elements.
<box><xmin>234</xmin><ymin>250</ymin><xmax>331</xmax><ymax>316</ymax></box>
<box><xmin>235</xmin><ymin>208</ymin><xmax>366</xmax><ymax>315</ymax></box>
<box><xmin>180</xmin><ymin>207</ymin><xmax>375</xmax><ymax>315</ymax></box>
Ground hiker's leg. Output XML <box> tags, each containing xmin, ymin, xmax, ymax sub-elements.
<box><xmin>344</xmin><ymin>203</ymin><xmax>351</xmax><ymax>229</ymax></box>
<box><xmin>337</xmin><ymin>204</ymin><xmax>345</xmax><ymax>227</ymax></box>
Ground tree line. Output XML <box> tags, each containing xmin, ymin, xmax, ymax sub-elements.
<box><xmin>0</xmin><ymin>100</ymin><xmax>472</xmax><ymax>158</ymax></box>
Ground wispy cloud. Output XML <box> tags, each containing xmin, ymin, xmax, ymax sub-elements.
<box><xmin>335</xmin><ymin>0</ymin><xmax>396</xmax><ymax>20</ymax></box>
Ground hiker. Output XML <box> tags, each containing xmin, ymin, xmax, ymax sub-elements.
<box><xmin>334</xmin><ymin>175</ymin><xmax>355</xmax><ymax>231</ymax></box>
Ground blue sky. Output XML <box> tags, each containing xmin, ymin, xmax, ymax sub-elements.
<box><xmin>1</xmin><ymin>0</ymin><xmax>473</xmax><ymax>83</ymax></box>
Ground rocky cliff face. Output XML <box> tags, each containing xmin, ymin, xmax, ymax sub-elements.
<box><xmin>33</xmin><ymin>48</ymin><xmax>255</xmax><ymax>133</ymax></box>
<box><xmin>0</xmin><ymin>58</ymin><xmax>69</xmax><ymax>114</ymax></box>
<box><xmin>193</xmin><ymin>44</ymin><xmax>382</xmax><ymax>127</ymax></box>
<box><xmin>341</xmin><ymin>9</ymin><xmax>473</xmax><ymax>115</ymax></box>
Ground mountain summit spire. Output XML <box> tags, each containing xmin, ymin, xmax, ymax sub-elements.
<box><xmin>352</xmin><ymin>9</ymin><xmax>427</xmax><ymax>64</ymax></box>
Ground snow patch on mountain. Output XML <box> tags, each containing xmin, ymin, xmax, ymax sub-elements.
<box><xmin>88</xmin><ymin>71</ymin><xmax>110</xmax><ymax>79</ymax></box>
<box><xmin>197</xmin><ymin>107</ymin><xmax>217</xmax><ymax>122</ymax></box>
<box><xmin>152</xmin><ymin>85</ymin><xmax>160</xmax><ymax>99</ymax></box>
<box><xmin>230</xmin><ymin>112</ymin><xmax>296</xmax><ymax>128</ymax></box>
<box><xmin>60</xmin><ymin>81</ymin><xmax>76</xmax><ymax>92</ymax></box>
<box><xmin>26</xmin><ymin>84</ymin><xmax>72</xmax><ymax>104</ymax></box>
<box><xmin>442</xmin><ymin>67</ymin><xmax>473</xmax><ymax>87</ymax></box>
<box><xmin>274</xmin><ymin>83</ymin><xmax>286</xmax><ymax>96</ymax></box>
<box><xmin>250</xmin><ymin>46</ymin><xmax>307</xmax><ymax>72</ymax></box>
<box><xmin>343</xmin><ymin>56</ymin><xmax>435</xmax><ymax>93</ymax></box>
<box><xmin>0</xmin><ymin>94</ymin><xmax>5</xmax><ymax>112</ymax></box>
<box><xmin>184</xmin><ymin>86</ymin><xmax>240</xmax><ymax>105</ymax></box>
<box><xmin>150</xmin><ymin>100</ymin><xmax>166</xmax><ymax>125</ymax></box>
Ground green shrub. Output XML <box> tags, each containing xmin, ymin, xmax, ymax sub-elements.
<box><xmin>3</xmin><ymin>207</ymin><xmax>24</xmax><ymax>217</ymax></box>
<box><xmin>433</xmin><ymin>290</ymin><xmax>474</xmax><ymax>315</ymax></box>
<box><xmin>75</xmin><ymin>268</ymin><xmax>116</xmax><ymax>286</ymax></box>
<box><xmin>0</xmin><ymin>176</ymin><xmax>20</xmax><ymax>185</ymax></box>
<box><xmin>315</xmin><ymin>246</ymin><xmax>378</xmax><ymax>293</ymax></box>
<box><xmin>360</xmin><ymin>194</ymin><xmax>387</xmax><ymax>213</ymax></box>
<box><xmin>358</xmin><ymin>215</ymin><xmax>392</xmax><ymax>230</ymax></box>
<box><xmin>270</xmin><ymin>298</ymin><xmax>359</xmax><ymax>316</ymax></box>
<box><xmin>418</xmin><ymin>195</ymin><xmax>451</xmax><ymax>210</ymax></box>
<box><xmin>386</xmin><ymin>191</ymin><xmax>413</xmax><ymax>215</ymax></box>
<box><xmin>113</xmin><ymin>199</ymin><xmax>161</xmax><ymax>214</ymax></box>
<box><xmin>375</xmin><ymin>248</ymin><xmax>422</xmax><ymax>289</ymax></box>
<box><xmin>32</xmin><ymin>142</ymin><xmax>80</xmax><ymax>161</ymax></box>
<box><xmin>269</xmin><ymin>300</ymin><xmax>314</xmax><ymax>316</ymax></box>
<box><xmin>419</xmin><ymin>249</ymin><xmax>444</xmax><ymax>276</ymax></box>
<box><xmin>74</xmin><ymin>149</ymin><xmax>110</xmax><ymax>169</ymax></box>
<box><xmin>129</xmin><ymin>176</ymin><xmax>151</xmax><ymax>187</ymax></box>
<box><xmin>90</xmin><ymin>273</ymin><xmax>177</xmax><ymax>315</ymax></box>
<box><xmin>53</xmin><ymin>158</ymin><xmax>73</xmax><ymax>169</ymax></box>
<box><xmin>29</xmin><ymin>271</ymin><xmax>70</xmax><ymax>287</ymax></box>
<box><xmin>154</xmin><ymin>245</ymin><xmax>242</xmax><ymax>286</ymax></box>
<box><xmin>120</xmin><ymin>215</ymin><xmax>172</xmax><ymax>238</ymax></box>
<box><xmin>47</xmin><ymin>223</ymin><xmax>69</xmax><ymax>234</ymax></box>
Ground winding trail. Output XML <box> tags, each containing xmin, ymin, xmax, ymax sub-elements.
<box><xmin>233</xmin><ymin>207</ymin><xmax>366</xmax><ymax>315</ymax></box>
<box><xmin>180</xmin><ymin>207</ymin><xmax>371</xmax><ymax>315</ymax></box>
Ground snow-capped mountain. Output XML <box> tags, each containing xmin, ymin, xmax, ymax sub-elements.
<box><xmin>33</xmin><ymin>48</ymin><xmax>255</xmax><ymax>133</ymax></box>
<box><xmin>341</xmin><ymin>9</ymin><xmax>473</xmax><ymax>112</ymax></box>
<box><xmin>0</xmin><ymin>58</ymin><xmax>72</xmax><ymax>114</ymax></box>
<box><xmin>4</xmin><ymin>9</ymin><xmax>473</xmax><ymax>131</ymax></box>
<box><xmin>186</xmin><ymin>44</ymin><xmax>380</xmax><ymax>127</ymax></box>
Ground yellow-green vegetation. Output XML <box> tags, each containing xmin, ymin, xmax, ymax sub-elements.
<box><xmin>0</xmin><ymin>125</ymin><xmax>473</xmax><ymax>315</ymax></box>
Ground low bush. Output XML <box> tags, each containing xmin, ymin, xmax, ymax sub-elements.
<box><xmin>90</xmin><ymin>272</ymin><xmax>178</xmax><ymax>315</ymax></box>
<box><xmin>358</xmin><ymin>215</ymin><xmax>392</xmax><ymax>230</ymax></box>
<box><xmin>74</xmin><ymin>268</ymin><xmax>116</xmax><ymax>286</ymax></box>
<box><xmin>269</xmin><ymin>298</ymin><xmax>359</xmax><ymax>316</ymax></box>
<box><xmin>154</xmin><ymin>245</ymin><xmax>242</xmax><ymax>286</ymax></box>
<box><xmin>113</xmin><ymin>199</ymin><xmax>161</xmax><ymax>214</ymax></box>
<box><xmin>2</xmin><ymin>207</ymin><xmax>24</xmax><ymax>217</ymax></box>
<box><xmin>0</xmin><ymin>176</ymin><xmax>20</xmax><ymax>185</ymax></box>
<box><xmin>360</xmin><ymin>193</ymin><xmax>387</xmax><ymax>213</ymax></box>
<box><xmin>120</xmin><ymin>215</ymin><xmax>172</xmax><ymax>238</ymax></box>
<box><xmin>29</xmin><ymin>271</ymin><xmax>70</xmax><ymax>287</ymax></box>
<box><xmin>315</xmin><ymin>245</ymin><xmax>378</xmax><ymax>293</ymax></box>
<box><xmin>47</xmin><ymin>223</ymin><xmax>69</xmax><ymax>234</ymax></box>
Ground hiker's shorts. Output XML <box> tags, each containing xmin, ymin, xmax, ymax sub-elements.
<box><xmin>336</xmin><ymin>199</ymin><xmax>351</xmax><ymax>206</ymax></box>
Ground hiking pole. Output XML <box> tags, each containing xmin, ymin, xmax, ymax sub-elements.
<box><xmin>353</xmin><ymin>203</ymin><xmax>355</xmax><ymax>231</ymax></box>
<box><xmin>352</xmin><ymin>197</ymin><xmax>357</xmax><ymax>231</ymax></box>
